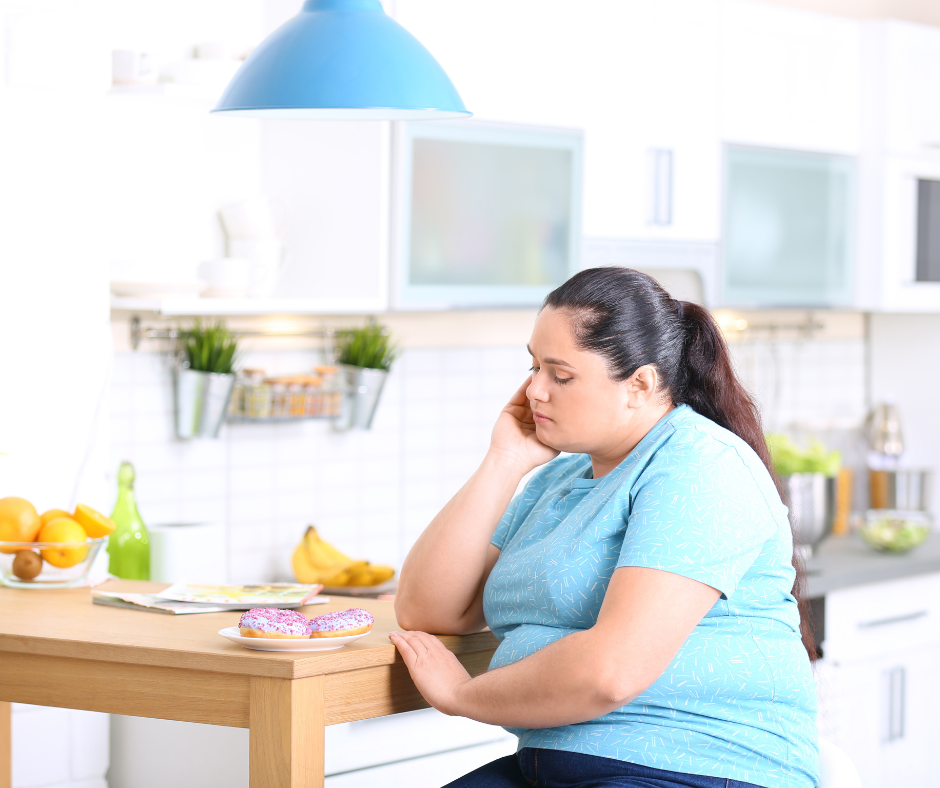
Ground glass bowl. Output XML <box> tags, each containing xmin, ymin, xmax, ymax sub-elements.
<box><xmin>858</xmin><ymin>510</ymin><xmax>931</xmax><ymax>554</ymax></box>
<box><xmin>0</xmin><ymin>538</ymin><xmax>108</xmax><ymax>588</ymax></box>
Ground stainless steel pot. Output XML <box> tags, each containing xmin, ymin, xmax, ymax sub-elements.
<box><xmin>174</xmin><ymin>368</ymin><xmax>236</xmax><ymax>439</ymax></box>
<box><xmin>785</xmin><ymin>473</ymin><xmax>836</xmax><ymax>551</ymax></box>
<box><xmin>334</xmin><ymin>364</ymin><xmax>388</xmax><ymax>430</ymax></box>
<box><xmin>869</xmin><ymin>469</ymin><xmax>932</xmax><ymax>511</ymax></box>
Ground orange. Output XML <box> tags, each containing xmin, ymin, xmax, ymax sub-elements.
<box><xmin>73</xmin><ymin>504</ymin><xmax>116</xmax><ymax>538</ymax></box>
<box><xmin>41</xmin><ymin>509</ymin><xmax>72</xmax><ymax>526</ymax></box>
<box><xmin>0</xmin><ymin>497</ymin><xmax>41</xmax><ymax>553</ymax></box>
<box><xmin>37</xmin><ymin>518</ymin><xmax>88</xmax><ymax>568</ymax></box>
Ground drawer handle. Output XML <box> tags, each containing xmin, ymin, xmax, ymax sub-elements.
<box><xmin>857</xmin><ymin>610</ymin><xmax>928</xmax><ymax>629</ymax></box>
<box><xmin>882</xmin><ymin>666</ymin><xmax>906</xmax><ymax>743</ymax></box>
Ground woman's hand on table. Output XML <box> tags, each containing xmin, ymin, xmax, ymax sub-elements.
<box><xmin>389</xmin><ymin>630</ymin><xmax>471</xmax><ymax>716</ymax></box>
<box><xmin>489</xmin><ymin>377</ymin><xmax>559</xmax><ymax>474</ymax></box>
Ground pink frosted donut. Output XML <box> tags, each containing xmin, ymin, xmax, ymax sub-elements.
<box><xmin>308</xmin><ymin>608</ymin><xmax>374</xmax><ymax>638</ymax></box>
<box><xmin>239</xmin><ymin>608</ymin><xmax>311</xmax><ymax>639</ymax></box>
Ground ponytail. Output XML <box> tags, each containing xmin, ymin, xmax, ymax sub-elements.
<box><xmin>675</xmin><ymin>301</ymin><xmax>777</xmax><ymax>487</ymax></box>
<box><xmin>544</xmin><ymin>268</ymin><xmax>818</xmax><ymax>661</ymax></box>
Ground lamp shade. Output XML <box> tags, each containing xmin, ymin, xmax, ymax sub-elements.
<box><xmin>212</xmin><ymin>0</ymin><xmax>470</xmax><ymax>120</ymax></box>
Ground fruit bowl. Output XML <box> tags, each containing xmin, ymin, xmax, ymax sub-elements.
<box><xmin>858</xmin><ymin>511</ymin><xmax>931</xmax><ymax>554</ymax></box>
<box><xmin>0</xmin><ymin>538</ymin><xmax>108</xmax><ymax>588</ymax></box>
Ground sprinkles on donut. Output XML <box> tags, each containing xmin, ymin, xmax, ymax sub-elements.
<box><xmin>238</xmin><ymin>608</ymin><xmax>312</xmax><ymax>639</ymax></box>
<box><xmin>308</xmin><ymin>608</ymin><xmax>374</xmax><ymax>638</ymax></box>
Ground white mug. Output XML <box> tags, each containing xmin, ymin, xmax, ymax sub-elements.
<box><xmin>198</xmin><ymin>258</ymin><xmax>251</xmax><ymax>298</ymax></box>
<box><xmin>112</xmin><ymin>50</ymin><xmax>158</xmax><ymax>85</ymax></box>
<box><xmin>227</xmin><ymin>238</ymin><xmax>289</xmax><ymax>298</ymax></box>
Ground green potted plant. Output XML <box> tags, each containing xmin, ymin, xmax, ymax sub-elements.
<box><xmin>175</xmin><ymin>319</ymin><xmax>239</xmax><ymax>439</ymax></box>
<box><xmin>335</xmin><ymin>322</ymin><xmax>398</xmax><ymax>430</ymax></box>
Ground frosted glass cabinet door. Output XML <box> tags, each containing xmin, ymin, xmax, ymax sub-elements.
<box><xmin>722</xmin><ymin>146</ymin><xmax>856</xmax><ymax>307</ymax></box>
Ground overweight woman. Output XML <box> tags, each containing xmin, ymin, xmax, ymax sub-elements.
<box><xmin>392</xmin><ymin>268</ymin><xmax>819</xmax><ymax>788</ymax></box>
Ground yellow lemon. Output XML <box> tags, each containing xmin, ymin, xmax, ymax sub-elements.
<box><xmin>73</xmin><ymin>504</ymin><xmax>116</xmax><ymax>538</ymax></box>
<box><xmin>40</xmin><ymin>509</ymin><xmax>72</xmax><ymax>526</ymax></box>
<box><xmin>38</xmin><ymin>518</ymin><xmax>88</xmax><ymax>568</ymax></box>
<box><xmin>0</xmin><ymin>497</ymin><xmax>41</xmax><ymax>553</ymax></box>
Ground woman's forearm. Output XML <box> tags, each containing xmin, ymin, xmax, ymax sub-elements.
<box><xmin>395</xmin><ymin>450</ymin><xmax>527</xmax><ymax>634</ymax></box>
<box><xmin>450</xmin><ymin>627</ymin><xmax>635</xmax><ymax>728</ymax></box>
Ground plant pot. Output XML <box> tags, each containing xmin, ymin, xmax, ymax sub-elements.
<box><xmin>335</xmin><ymin>364</ymin><xmax>388</xmax><ymax>430</ymax></box>
<box><xmin>174</xmin><ymin>368</ymin><xmax>236</xmax><ymax>439</ymax></box>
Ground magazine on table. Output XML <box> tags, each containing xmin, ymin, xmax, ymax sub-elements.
<box><xmin>93</xmin><ymin>583</ymin><xmax>327</xmax><ymax>615</ymax></box>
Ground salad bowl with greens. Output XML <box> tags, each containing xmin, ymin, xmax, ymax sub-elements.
<box><xmin>859</xmin><ymin>510</ymin><xmax>931</xmax><ymax>553</ymax></box>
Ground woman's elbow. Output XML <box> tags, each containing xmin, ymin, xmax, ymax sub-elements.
<box><xmin>394</xmin><ymin>600</ymin><xmax>482</xmax><ymax>635</ymax></box>
<box><xmin>593</xmin><ymin>665</ymin><xmax>644</xmax><ymax>709</ymax></box>
<box><xmin>394</xmin><ymin>596</ymin><xmax>420</xmax><ymax>631</ymax></box>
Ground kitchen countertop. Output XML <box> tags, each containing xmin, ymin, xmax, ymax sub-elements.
<box><xmin>806</xmin><ymin>532</ymin><xmax>940</xmax><ymax>598</ymax></box>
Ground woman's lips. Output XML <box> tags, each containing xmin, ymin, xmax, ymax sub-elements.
<box><xmin>532</xmin><ymin>411</ymin><xmax>552</xmax><ymax>424</ymax></box>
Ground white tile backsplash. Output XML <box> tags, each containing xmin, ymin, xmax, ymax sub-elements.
<box><xmin>109</xmin><ymin>335</ymin><xmax>867</xmax><ymax>583</ymax></box>
<box><xmin>729</xmin><ymin>338</ymin><xmax>867</xmax><ymax>432</ymax></box>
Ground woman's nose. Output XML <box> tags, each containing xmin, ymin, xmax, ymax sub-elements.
<box><xmin>527</xmin><ymin>370</ymin><xmax>549</xmax><ymax>402</ymax></box>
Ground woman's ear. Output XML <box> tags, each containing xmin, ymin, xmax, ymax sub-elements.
<box><xmin>625</xmin><ymin>365</ymin><xmax>659</xmax><ymax>408</ymax></box>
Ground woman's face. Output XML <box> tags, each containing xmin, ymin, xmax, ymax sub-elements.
<box><xmin>526</xmin><ymin>307</ymin><xmax>663</xmax><ymax>459</ymax></box>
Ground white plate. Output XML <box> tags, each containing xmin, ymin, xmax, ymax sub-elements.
<box><xmin>218</xmin><ymin>626</ymin><xmax>371</xmax><ymax>652</ymax></box>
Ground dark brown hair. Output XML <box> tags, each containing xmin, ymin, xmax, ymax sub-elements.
<box><xmin>543</xmin><ymin>267</ymin><xmax>817</xmax><ymax>660</ymax></box>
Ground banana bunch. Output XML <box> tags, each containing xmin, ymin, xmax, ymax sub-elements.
<box><xmin>291</xmin><ymin>526</ymin><xmax>395</xmax><ymax>587</ymax></box>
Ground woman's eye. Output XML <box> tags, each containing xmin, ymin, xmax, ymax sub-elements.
<box><xmin>554</xmin><ymin>375</ymin><xmax>572</xmax><ymax>385</ymax></box>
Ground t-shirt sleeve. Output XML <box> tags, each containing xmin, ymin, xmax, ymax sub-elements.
<box><xmin>491</xmin><ymin>493</ymin><xmax>523</xmax><ymax>550</ymax></box>
<box><xmin>617</xmin><ymin>442</ymin><xmax>777</xmax><ymax>598</ymax></box>
<box><xmin>491</xmin><ymin>460</ymin><xmax>567</xmax><ymax>550</ymax></box>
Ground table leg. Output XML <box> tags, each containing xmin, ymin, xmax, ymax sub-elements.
<box><xmin>249</xmin><ymin>676</ymin><xmax>325</xmax><ymax>788</ymax></box>
<box><xmin>0</xmin><ymin>701</ymin><xmax>10</xmax><ymax>788</ymax></box>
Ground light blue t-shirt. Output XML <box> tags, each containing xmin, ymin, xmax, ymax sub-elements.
<box><xmin>483</xmin><ymin>405</ymin><xmax>818</xmax><ymax>788</ymax></box>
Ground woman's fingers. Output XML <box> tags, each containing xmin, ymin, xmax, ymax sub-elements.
<box><xmin>390</xmin><ymin>630</ymin><xmax>454</xmax><ymax>664</ymax></box>
<box><xmin>506</xmin><ymin>376</ymin><xmax>532</xmax><ymax>408</ymax></box>
<box><xmin>502</xmin><ymin>378</ymin><xmax>535</xmax><ymax>426</ymax></box>
<box><xmin>389</xmin><ymin>630</ymin><xmax>473</xmax><ymax>716</ymax></box>
<box><xmin>389</xmin><ymin>631</ymin><xmax>417</xmax><ymax>667</ymax></box>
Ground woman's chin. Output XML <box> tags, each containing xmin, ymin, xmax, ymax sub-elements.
<box><xmin>535</xmin><ymin>424</ymin><xmax>564</xmax><ymax>450</ymax></box>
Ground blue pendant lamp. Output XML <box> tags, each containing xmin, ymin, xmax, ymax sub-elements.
<box><xmin>212</xmin><ymin>0</ymin><xmax>470</xmax><ymax>120</ymax></box>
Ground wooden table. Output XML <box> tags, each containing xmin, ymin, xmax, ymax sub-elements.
<box><xmin>0</xmin><ymin>581</ymin><xmax>498</xmax><ymax>788</ymax></box>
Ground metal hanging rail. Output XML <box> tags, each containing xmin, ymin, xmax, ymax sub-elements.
<box><xmin>720</xmin><ymin>319</ymin><xmax>825</xmax><ymax>339</ymax></box>
<box><xmin>130</xmin><ymin>316</ymin><xmax>338</xmax><ymax>350</ymax></box>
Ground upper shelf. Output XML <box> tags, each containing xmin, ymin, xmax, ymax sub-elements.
<box><xmin>109</xmin><ymin>296</ymin><xmax>387</xmax><ymax>316</ymax></box>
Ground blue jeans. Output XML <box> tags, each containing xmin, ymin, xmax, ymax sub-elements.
<box><xmin>444</xmin><ymin>748</ymin><xmax>764</xmax><ymax>788</ymax></box>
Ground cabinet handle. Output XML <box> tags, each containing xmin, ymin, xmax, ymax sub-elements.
<box><xmin>857</xmin><ymin>610</ymin><xmax>928</xmax><ymax>629</ymax></box>
<box><xmin>882</xmin><ymin>666</ymin><xmax>906</xmax><ymax>743</ymax></box>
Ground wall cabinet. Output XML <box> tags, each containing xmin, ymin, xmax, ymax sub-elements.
<box><xmin>250</xmin><ymin>2</ymin><xmax>940</xmax><ymax>313</ymax></box>
<box><xmin>880</xmin><ymin>22</ymin><xmax>940</xmax><ymax>158</ymax></box>
<box><xmin>719</xmin><ymin>0</ymin><xmax>862</xmax><ymax>156</ymax></box>
<box><xmin>722</xmin><ymin>145</ymin><xmax>856</xmax><ymax>307</ymax></box>
<box><xmin>395</xmin><ymin>0</ymin><xmax>722</xmax><ymax>243</ymax></box>
<box><xmin>856</xmin><ymin>21</ymin><xmax>940</xmax><ymax>312</ymax></box>
<box><xmin>816</xmin><ymin>572</ymin><xmax>940</xmax><ymax>788</ymax></box>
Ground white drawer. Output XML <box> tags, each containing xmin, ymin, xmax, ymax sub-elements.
<box><xmin>823</xmin><ymin>572</ymin><xmax>940</xmax><ymax>661</ymax></box>
<box><xmin>326</xmin><ymin>738</ymin><xmax>517</xmax><ymax>788</ymax></box>
<box><xmin>325</xmin><ymin>708</ymin><xmax>515</xmax><ymax>775</ymax></box>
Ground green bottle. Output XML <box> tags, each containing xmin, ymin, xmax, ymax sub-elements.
<box><xmin>108</xmin><ymin>461</ymin><xmax>150</xmax><ymax>580</ymax></box>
